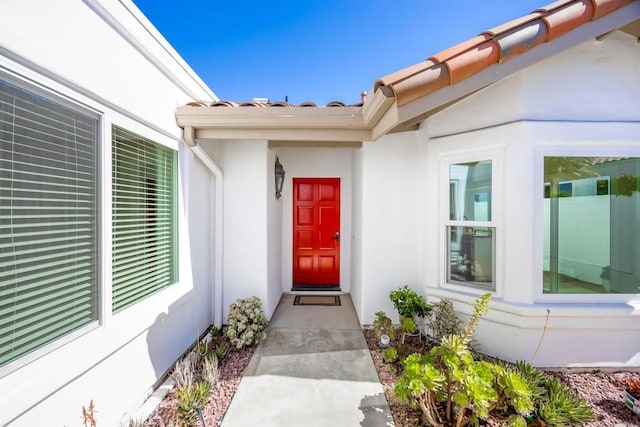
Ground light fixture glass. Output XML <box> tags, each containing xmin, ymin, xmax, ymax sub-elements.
<box><xmin>274</xmin><ymin>156</ymin><xmax>285</xmax><ymax>199</ymax></box>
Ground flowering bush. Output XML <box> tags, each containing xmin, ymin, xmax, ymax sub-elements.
<box><xmin>224</xmin><ymin>296</ymin><xmax>269</xmax><ymax>349</ymax></box>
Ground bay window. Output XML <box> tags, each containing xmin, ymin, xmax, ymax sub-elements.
<box><xmin>543</xmin><ymin>156</ymin><xmax>640</xmax><ymax>294</ymax></box>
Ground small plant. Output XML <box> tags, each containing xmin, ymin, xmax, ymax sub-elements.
<box><xmin>81</xmin><ymin>399</ymin><xmax>97</xmax><ymax>427</ymax></box>
<box><xmin>209</xmin><ymin>325</ymin><xmax>220</xmax><ymax>338</ymax></box>
<box><xmin>389</xmin><ymin>285</ymin><xmax>431</xmax><ymax>319</ymax></box>
<box><xmin>174</xmin><ymin>381</ymin><xmax>210</xmax><ymax>426</ymax></box>
<box><xmin>427</xmin><ymin>298</ymin><xmax>461</xmax><ymax>343</ymax></box>
<box><xmin>171</xmin><ymin>354</ymin><xmax>196</xmax><ymax>388</ymax></box>
<box><xmin>401</xmin><ymin>316</ymin><xmax>416</xmax><ymax>334</ymax></box>
<box><xmin>515</xmin><ymin>362</ymin><xmax>595</xmax><ymax>426</ymax></box>
<box><xmin>224</xmin><ymin>296</ymin><xmax>269</xmax><ymax>349</ymax></box>
<box><xmin>196</xmin><ymin>338</ymin><xmax>209</xmax><ymax>357</ymax></box>
<box><xmin>215</xmin><ymin>342</ymin><xmax>229</xmax><ymax>361</ymax></box>
<box><xmin>373</xmin><ymin>311</ymin><xmax>395</xmax><ymax>340</ymax></box>
<box><xmin>202</xmin><ymin>353</ymin><xmax>220</xmax><ymax>389</ymax></box>
<box><xmin>382</xmin><ymin>346</ymin><xmax>398</xmax><ymax>364</ymax></box>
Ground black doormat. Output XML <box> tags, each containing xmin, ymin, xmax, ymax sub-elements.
<box><xmin>293</xmin><ymin>295</ymin><xmax>341</xmax><ymax>306</ymax></box>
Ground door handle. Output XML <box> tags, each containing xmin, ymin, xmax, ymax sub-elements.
<box><xmin>330</xmin><ymin>231</ymin><xmax>340</xmax><ymax>242</ymax></box>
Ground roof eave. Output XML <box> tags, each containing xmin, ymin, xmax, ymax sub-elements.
<box><xmin>176</xmin><ymin>105</ymin><xmax>371</xmax><ymax>144</ymax></box>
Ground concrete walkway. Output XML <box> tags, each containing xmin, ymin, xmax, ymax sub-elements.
<box><xmin>221</xmin><ymin>294</ymin><xmax>394</xmax><ymax>427</ymax></box>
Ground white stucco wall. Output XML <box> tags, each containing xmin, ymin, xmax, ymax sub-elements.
<box><xmin>0</xmin><ymin>1</ymin><xmax>216</xmax><ymax>425</ymax></box>
<box><xmin>356</xmin><ymin>133</ymin><xmax>421</xmax><ymax>324</ymax></box>
<box><xmin>417</xmin><ymin>30</ymin><xmax>640</xmax><ymax>367</ymax></box>
<box><xmin>218</xmin><ymin>140</ymin><xmax>271</xmax><ymax>316</ymax></box>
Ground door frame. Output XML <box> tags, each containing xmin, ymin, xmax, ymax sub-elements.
<box><xmin>291</xmin><ymin>177</ymin><xmax>341</xmax><ymax>288</ymax></box>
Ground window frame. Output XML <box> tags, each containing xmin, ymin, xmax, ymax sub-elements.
<box><xmin>111</xmin><ymin>125</ymin><xmax>179</xmax><ymax>313</ymax></box>
<box><xmin>0</xmin><ymin>75</ymin><xmax>102</xmax><ymax>377</ymax></box>
<box><xmin>536</xmin><ymin>147</ymin><xmax>640</xmax><ymax>303</ymax></box>
<box><xmin>441</xmin><ymin>150</ymin><xmax>502</xmax><ymax>295</ymax></box>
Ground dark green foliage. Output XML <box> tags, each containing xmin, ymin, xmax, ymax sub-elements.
<box><xmin>389</xmin><ymin>285</ymin><xmax>431</xmax><ymax>318</ymax></box>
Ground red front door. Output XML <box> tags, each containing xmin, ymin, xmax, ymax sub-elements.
<box><xmin>293</xmin><ymin>178</ymin><xmax>340</xmax><ymax>287</ymax></box>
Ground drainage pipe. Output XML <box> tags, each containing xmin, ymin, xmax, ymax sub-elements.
<box><xmin>184</xmin><ymin>127</ymin><xmax>224</xmax><ymax>327</ymax></box>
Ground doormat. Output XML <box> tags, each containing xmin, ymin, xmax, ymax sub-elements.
<box><xmin>293</xmin><ymin>295</ymin><xmax>341</xmax><ymax>306</ymax></box>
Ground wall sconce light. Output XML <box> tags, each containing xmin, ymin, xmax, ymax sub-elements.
<box><xmin>274</xmin><ymin>156</ymin><xmax>286</xmax><ymax>199</ymax></box>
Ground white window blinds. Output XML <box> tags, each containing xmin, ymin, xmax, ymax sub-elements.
<box><xmin>0</xmin><ymin>80</ymin><xmax>99</xmax><ymax>370</ymax></box>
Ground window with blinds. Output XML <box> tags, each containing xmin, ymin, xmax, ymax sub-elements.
<box><xmin>112</xmin><ymin>126</ymin><xmax>177</xmax><ymax>313</ymax></box>
<box><xmin>0</xmin><ymin>79</ymin><xmax>99</xmax><ymax>371</ymax></box>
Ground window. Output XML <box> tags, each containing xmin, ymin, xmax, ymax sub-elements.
<box><xmin>447</xmin><ymin>160</ymin><xmax>495</xmax><ymax>289</ymax></box>
<box><xmin>543</xmin><ymin>156</ymin><xmax>640</xmax><ymax>294</ymax></box>
<box><xmin>112</xmin><ymin>126</ymin><xmax>177</xmax><ymax>312</ymax></box>
<box><xmin>0</xmin><ymin>79</ymin><xmax>99</xmax><ymax>371</ymax></box>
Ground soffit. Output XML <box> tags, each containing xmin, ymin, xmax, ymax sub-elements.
<box><xmin>176</xmin><ymin>101</ymin><xmax>370</xmax><ymax>146</ymax></box>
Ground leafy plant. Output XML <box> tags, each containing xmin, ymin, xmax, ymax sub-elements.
<box><xmin>174</xmin><ymin>381</ymin><xmax>210</xmax><ymax>426</ymax></box>
<box><xmin>382</xmin><ymin>346</ymin><xmax>398</xmax><ymax>364</ymax></box>
<box><xmin>428</xmin><ymin>298</ymin><xmax>461</xmax><ymax>343</ymax></box>
<box><xmin>395</xmin><ymin>293</ymin><xmax>535</xmax><ymax>426</ymax></box>
<box><xmin>389</xmin><ymin>285</ymin><xmax>431</xmax><ymax>318</ymax></box>
<box><xmin>224</xmin><ymin>296</ymin><xmax>269</xmax><ymax>349</ymax></box>
<box><xmin>373</xmin><ymin>311</ymin><xmax>395</xmax><ymax>340</ymax></box>
<box><xmin>215</xmin><ymin>342</ymin><xmax>229</xmax><ymax>361</ymax></box>
<box><xmin>401</xmin><ymin>316</ymin><xmax>416</xmax><ymax>334</ymax></box>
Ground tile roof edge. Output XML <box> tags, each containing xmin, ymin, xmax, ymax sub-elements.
<box><xmin>373</xmin><ymin>0</ymin><xmax>636</xmax><ymax>109</ymax></box>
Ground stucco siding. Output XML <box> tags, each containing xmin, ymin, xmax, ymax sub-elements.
<box><xmin>357</xmin><ymin>133</ymin><xmax>421</xmax><ymax>324</ymax></box>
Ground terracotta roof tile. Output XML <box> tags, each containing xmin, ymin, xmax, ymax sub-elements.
<box><xmin>592</xmin><ymin>0</ymin><xmax>635</xmax><ymax>19</ymax></box>
<box><xmin>185</xmin><ymin>100</ymin><xmax>364</xmax><ymax>108</ymax></box>
<box><xmin>428</xmin><ymin>34</ymin><xmax>493</xmax><ymax>64</ymax></box>
<box><xmin>494</xmin><ymin>20</ymin><xmax>548</xmax><ymax>62</ymax></box>
<box><xmin>445</xmin><ymin>40</ymin><xmax>501</xmax><ymax>84</ymax></box>
<box><xmin>376</xmin><ymin>0</ymin><xmax>635</xmax><ymax>107</ymax></box>
<box><xmin>541</xmin><ymin>0</ymin><xmax>594</xmax><ymax>40</ymax></box>
<box><xmin>390</xmin><ymin>62</ymin><xmax>450</xmax><ymax>106</ymax></box>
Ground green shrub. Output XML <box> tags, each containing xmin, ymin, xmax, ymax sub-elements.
<box><xmin>224</xmin><ymin>296</ymin><xmax>269</xmax><ymax>349</ymax></box>
<box><xmin>389</xmin><ymin>285</ymin><xmax>431</xmax><ymax>318</ymax></box>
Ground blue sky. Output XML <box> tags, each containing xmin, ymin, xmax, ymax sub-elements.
<box><xmin>133</xmin><ymin>0</ymin><xmax>544</xmax><ymax>105</ymax></box>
